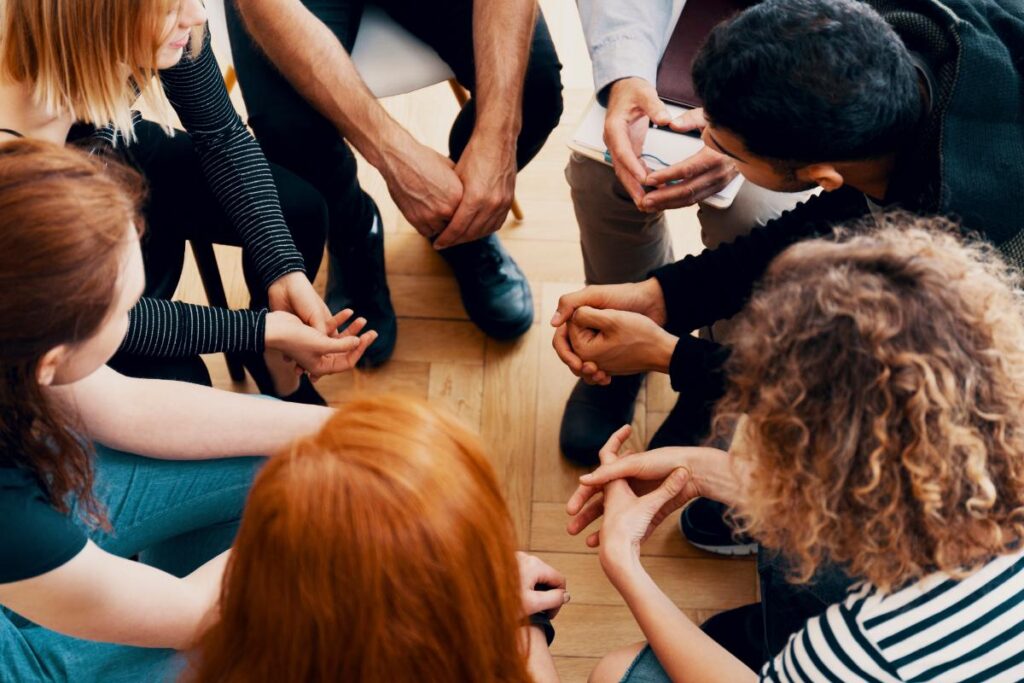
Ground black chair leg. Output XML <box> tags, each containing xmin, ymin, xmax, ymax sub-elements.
<box><xmin>189</xmin><ymin>241</ymin><xmax>248</xmax><ymax>383</ymax></box>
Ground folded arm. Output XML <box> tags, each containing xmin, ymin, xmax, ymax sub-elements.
<box><xmin>50</xmin><ymin>366</ymin><xmax>331</xmax><ymax>459</ymax></box>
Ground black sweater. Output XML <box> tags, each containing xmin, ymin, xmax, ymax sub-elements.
<box><xmin>654</xmin><ymin>0</ymin><xmax>1024</xmax><ymax>400</ymax></box>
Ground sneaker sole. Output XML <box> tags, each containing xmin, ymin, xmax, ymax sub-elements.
<box><xmin>678</xmin><ymin>512</ymin><xmax>759</xmax><ymax>557</ymax></box>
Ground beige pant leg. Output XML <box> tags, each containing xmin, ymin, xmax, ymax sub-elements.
<box><xmin>566</xmin><ymin>153</ymin><xmax>674</xmax><ymax>285</ymax></box>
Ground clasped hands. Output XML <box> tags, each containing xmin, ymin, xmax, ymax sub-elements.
<box><xmin>550</xmin><ymin>277</ymin><xmax>679</xmax><ymax>386</ymax></box>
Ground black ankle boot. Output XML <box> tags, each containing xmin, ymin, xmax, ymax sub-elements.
<box><xmin>325</xmin><ymin>204</ymin><xmax>397</xmax><ymax>368</ymax></box>
<box><xmin>439</xmin><ymin>234</ymin><xmax>533</xmax><ymax>340</ymax></box>
<box><xmin>559</xmin><ymin>374</ymin><xmax>645</xmax><ymax>466</ymax></box>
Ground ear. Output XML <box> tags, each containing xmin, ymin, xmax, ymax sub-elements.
<box><xmin>796</xmin><ymin>164</ymin><xmax>845</xmax><ymax>192</ymax></box>
<box><xmin>37</xmin><ymin>346</ymin><xmax>68</xmax><ymax>386</ymax></box>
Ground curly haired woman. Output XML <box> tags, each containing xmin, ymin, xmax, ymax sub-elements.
<box><xmin>569</xmin><ymin>216</ymin><xmax>1024</xmax><ymax>682</ymax></box>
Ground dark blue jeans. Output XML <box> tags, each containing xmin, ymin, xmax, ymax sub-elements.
<box><xmin>224</xmin><ymin>0</ymin><xmax>564</xmax><ymax>249</ymax></box>
<box><xmin>0</xmin><ymin>445</ymin><xmax>263</xmax><ymax>683</ymax></box>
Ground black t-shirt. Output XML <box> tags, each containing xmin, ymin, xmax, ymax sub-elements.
<box><xmin>0</xmin><ymin>466</ymin><xmax>87</xmax><ymax>584</ymax></box>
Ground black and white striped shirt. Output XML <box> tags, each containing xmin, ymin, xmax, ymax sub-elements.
<box><xmin>98</xmin><ymin>28</ymin><xmax>305</xmax><ymax>358</ymax></box>
<box><xmin>761</xmin><ymin>547</ymin><xmax>1024</xmax><ymax>682</ymax></box>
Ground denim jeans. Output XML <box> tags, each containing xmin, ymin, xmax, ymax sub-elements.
<box><xmin>0</xmin><ymin>444</ymin><xmax>263</xmax><ymax>683</ymax></box>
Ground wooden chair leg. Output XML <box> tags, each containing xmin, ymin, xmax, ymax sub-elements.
<box><xmin>447</xmin><ymin>79</ymin><xmax>525</xmax><ymax>223</ymax></box>
<box><xmin>224</xmin><ymin>65</ymin><xmax>237</xmax><ymax>94</ymax></box>
<box><xmin>189</xmin><ymin>241</ymin><xmax>247</xmax><ymax>383</ymax></box>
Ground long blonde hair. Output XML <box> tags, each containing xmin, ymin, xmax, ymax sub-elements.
<box><xmin>1</xmin><ymin>0</ymin><xmax>203</xmax><ymax>137</ymax></box>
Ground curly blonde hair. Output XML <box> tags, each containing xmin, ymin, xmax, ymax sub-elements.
<box><xmin>718</xmin><ymin>214</ymin><xmax>1024</xmax><ymax>592</ymax></box>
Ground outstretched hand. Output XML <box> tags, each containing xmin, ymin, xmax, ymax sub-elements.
<box><xmin>265</xmin><ymin>309</ymin><xmax>377</xmax><ymax>380</ymax></box>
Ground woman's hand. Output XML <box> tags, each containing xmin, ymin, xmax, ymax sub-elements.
<box><xmin>265</xmin><ymin>309</ymin><xmax>376</xmax><ymax>379</ymax></box>
<box><xmin>267</xmin><ymin>271</ymin><xmax>333</xmax><ymax>335</ymax></box>
<box><xmin>567</xmin><ymin>435</ymin><xmax>707</xmax><ymax>546</ymax></box>
<box><xmin>516</xmin><ymin>552</ymin><xmax>570</xmax><ymax>619</ymax></box>
<box><xmin>566</xmin><ymin>427</ymin><xmax>695</xmax><ymax>570</ymax></box>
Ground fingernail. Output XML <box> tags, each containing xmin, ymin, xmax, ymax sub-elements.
<box><xmin>579</xmin><ymin>474</ymin><xmax>593</xmax><ymax>483</ymax></box>
<box><xmin>563</xmin><ymin>591</ymin><xmax>571</xmax><ymax>604</ymax></box>
<box><xmin>550</xmin><ymin>313</ymin><xmax>560</xmax><ymax>325</ymax></box>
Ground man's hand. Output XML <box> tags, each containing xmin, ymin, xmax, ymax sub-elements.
<box><xmin>433</xmin><ymin>136</ymin><xmax>517</xmax><ymax>249</ymax></box>
<box><xmin>550</xmin><ymin>278</ymin><xmax>667</xmax><ymax>377</ymax></box>
<box><xmin>639</xmin><ymin>108</ymin><xmax>738</xmax><ymax>212</ymax></box>
<box><xmin>380</xmin><ymin>136</ymin><xmax>464</xmax><ymax>238</ymax></box>
<box><xmin>265</xmin><ymin>309</ymin><xmax>377</xmax><ymax>379</ymax></box>
<box><xmin>604</xmin><ymin>77</ymin><xmax>672</xmax><ymax>209</ymax></box>
<box><xmin>566</xmin><ymin>307</ymin><xmax>679</xmax><ymax>383</ymax></box>
<box><xmin>267</xmin><ymin>272</ymin><xmax>333</xmax><ymax>334</ymax></box>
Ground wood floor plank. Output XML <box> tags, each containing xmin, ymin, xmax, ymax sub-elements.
<box><xmin>550</xmin><ymin>604</ymin><xmax>704</xmax><ymax>659</ymax></box>
<box><xmin>530</xmin><ymin>502</ymin><xmax>720</xmax><ymax>560</ymax></box>
<box><xmin>391</xmin><ymin>318</ymin><xmax>486</xmax><ymax>364</ymax></box>
<box><xmin>535</xmin><ymin>551</ymin><xmax>757</xmax><ymax>611</ymax></box>
<box><xmin>481</xmin><ymin>327</ymin><xmax>541</xmax><ymax>543</ymax></box>
<box><xmin>389</xmin><ymin>274</ymin><xmax>468</xmax><ymax>320</ymax></box>
<box><xmin>315</xmin><ymin>360</ymin><xmax>431</xmax><ymax>406</ymax></box>
<box><xmin>428</xmin><ymin>362</ymin><xmax>484</xmax><ymax>432</ymax></box>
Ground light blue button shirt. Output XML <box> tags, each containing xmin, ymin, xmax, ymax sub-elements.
<box><xmin>577</xmin><ymin>0</ymin><xmax>685</xmax><ymax>99</ymax></box>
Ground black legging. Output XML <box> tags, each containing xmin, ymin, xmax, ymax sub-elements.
<box><xmin>107</xmin><ymin>119</ymin><xmax>328</xmax><ymax>385</ymax></box>
<box><xmin>224</xmin><ymin>0</ymin><xmax>564</xmax><ymax>251</ymax></box>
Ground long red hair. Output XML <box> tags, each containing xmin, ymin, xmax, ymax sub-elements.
<box><xmin>188</xmin><ymin>395</ymin><xmax>533</xmax><ymax>682</ymax></box>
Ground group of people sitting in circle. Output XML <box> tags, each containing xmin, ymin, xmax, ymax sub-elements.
<box><xmin>1</xmin><ymin>0</ymin><xmax>1023</xmax><ymax>680</ymax></box>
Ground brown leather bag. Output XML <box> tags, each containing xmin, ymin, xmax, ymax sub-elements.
<box><xmin>656</xmin><ymin>0</ymin><xmax>758</xmax><ymax>108</ymax></box>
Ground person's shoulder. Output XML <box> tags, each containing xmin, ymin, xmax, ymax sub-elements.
<box><xmin>0</xmin><ymin>466</ymin><xmax>88</xmax><ymax>585</ymax></box>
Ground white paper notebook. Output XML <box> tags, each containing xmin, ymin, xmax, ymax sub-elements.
<box><xmin>568</xmin><ymin>98</ymin><xmax>744</xmax><ymax>209</ymax></box>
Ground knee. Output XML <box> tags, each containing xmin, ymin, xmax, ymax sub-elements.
<box><xmin>522</xmin><ymin>63</ymin><xmax>564</xmax><ymax>141</ymax></box>
<box><xmin>589</xmin><ymin>642</ymin><xmax>647</xmax><ymax>683</ymax></box>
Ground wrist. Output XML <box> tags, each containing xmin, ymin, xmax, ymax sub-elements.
<box><xmin>263</xmin><ymin>311</ymin><xmax>288</xmax><ymax>348</ymax></box>
<box><xmin>640</xmin><ymin>277</ymin><xmax>667</xmax><ymax>325</ymax></box>
<box><xmin>650</xmin><ymin>332</ymin><xmax>680</xmax><ymax>374</ymax></box>
<box><xmin>599</xmin><ymin>542</ymin><xmax>644</xmax><ymax>585</ymax></box>
<box><xmin>375</xmin><ymin>124</ymin><xmax>421</xmax><ymax>177</ymax></box>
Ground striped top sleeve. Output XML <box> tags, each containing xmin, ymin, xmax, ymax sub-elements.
<box><xmin>157</xmin><ymin>28</ymin><xmax>306</xmax><ymax>290</ymax></box>
<box><xmin>760</xmin><ymin>546</ymin><xmax>1024</xmax><ymax>682</ymax></box>
<box><xmin>120</xmin><ymin>299</ymin><xmax>266</xmax><ymax>357</ymax></box>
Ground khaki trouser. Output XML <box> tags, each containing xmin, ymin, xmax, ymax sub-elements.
<box><xmin>566</xmin><ymin>152</ymin><xmax>814</xmax><ymax>287</ymax></box>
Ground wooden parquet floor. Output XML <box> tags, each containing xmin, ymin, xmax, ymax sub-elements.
<box><xmin>174</xmin><ymin>7</ymin><xmax>759</xmax><ymax>678</ymax></box>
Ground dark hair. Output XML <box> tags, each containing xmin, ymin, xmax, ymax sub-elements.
<box><xmin>693</xmin><ymin>0</ymin><xmax>923</xmax><ymax>162</ymax></box>
<box><xmin>0</xmin><ymin>139</ymin><xmax>144</xmax><ymax>524</ymax></box>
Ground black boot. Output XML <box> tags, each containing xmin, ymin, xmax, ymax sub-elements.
<box><xmin>325</xmin><ymin>203</ymin><xmax>397</xmax><ymax>368</ymax></box>
<box><xmin>439</xmin><ymin>234</ymin><xmax>533</xmax><ymax>340</ymax></box>
<box><xmin>559</xmin><ymin>374</ymin><xmax>645</xmax><ymax>467</ymax></box>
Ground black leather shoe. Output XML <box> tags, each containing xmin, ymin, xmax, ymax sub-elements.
<box><xmin>439</xmin><ymin>234</ymin><xmax>533</xmax><ymax>340</ymax></box>
<box><xmin>679</xmin><ymin>498</ymin><xmax>757</xmax><ymax>556</ymax></box>
<box><xmin>325</xmin><ymin>204</ymin><xmax>397</xmax><ymax>368</ymax></box>
<box><xmin>559</xmin><ymin>375</ymin><xmax>645</xmax><ymax>467</ymax></box>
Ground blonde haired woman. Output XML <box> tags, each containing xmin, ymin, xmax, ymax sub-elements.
<box><xmin>0</xmin><ymin>0</ymin><xmax>359</xmax><ymax>401</ymax></box>
<box><xmin>571</xmin><ymin>219</ymin><xmax>1024</xmax><ymax>681</ymax></box>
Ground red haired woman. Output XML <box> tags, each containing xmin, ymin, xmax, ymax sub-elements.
<box><xmin>0</xmin><ymin>140</ymin><xmax>372</xmax><ymax>682</ymax></box>
<box><xmin>188</xmin><ymin>395</ymin><xmax>568</xmax><ymax>682</ymax></box>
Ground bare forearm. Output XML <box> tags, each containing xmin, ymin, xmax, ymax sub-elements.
<box><xmin>472</xmin><ymin>0</ymin><xmax>536</xmax><ymax>145</ymax></box>
<box><xmin>61</xmin><ymin>367</ymin><xmax>330</xmax><ymax>459</ymax></box>
<box><xmin>524</xmin><ymin>626</ymin><xmax>561</xmax><ymax>682</ymax></box>
<box><xmin>234</xmin><ymin>0</ymin><xmax>409</xmax><ymax>168</ymax></box>
<box><xmin>606</xmin><ymin>559</ymin><xmax>756</xmax><ymax>683</ymax></box>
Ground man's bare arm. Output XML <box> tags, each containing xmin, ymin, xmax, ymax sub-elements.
<box><xmin>433</xmin><ymin>0</ymin><xmax>539</xmax><ymax>247</ymax></box>
<box><xmin>234</xmin><ymin>0</ymin><xmax>463</xmax><ymax>236</ymax></box>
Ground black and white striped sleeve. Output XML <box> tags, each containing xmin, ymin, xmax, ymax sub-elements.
<box><xmin>120</xmin><ymin>297</ymin><xmax>266</xmax><ymax>357</ymax></box>
<box><xmin>158</xmin><ymin>29</ymin><xmax>306</xmax><ymax>290</ymax></box>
